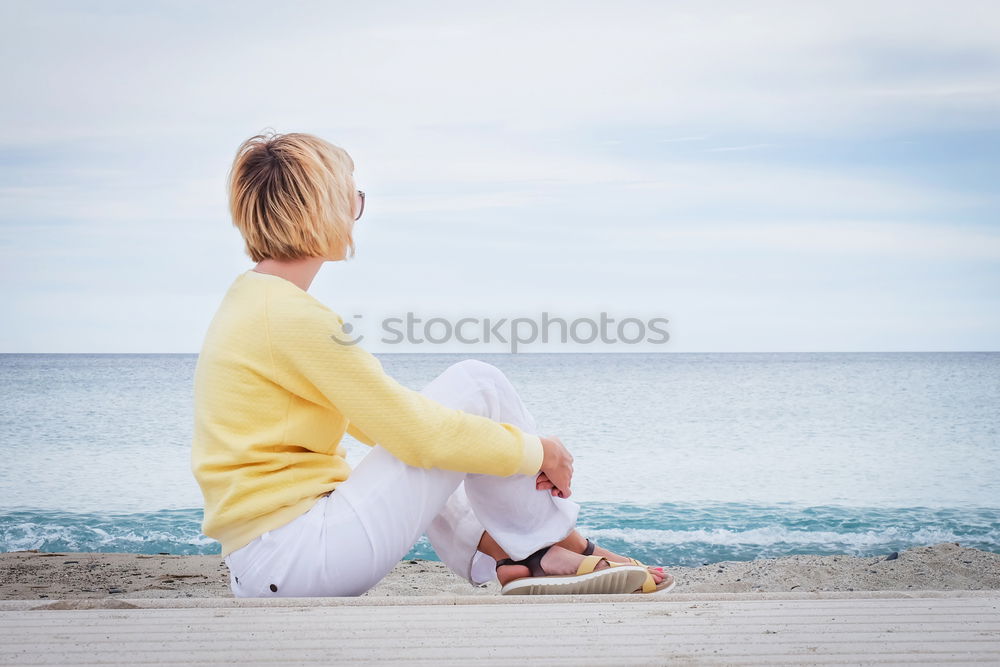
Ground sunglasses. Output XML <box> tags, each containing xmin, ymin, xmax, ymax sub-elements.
<box><xmin>355</xmin><ymin>190</ymin><xmax>366</xmax><ymax>221</ymax></box>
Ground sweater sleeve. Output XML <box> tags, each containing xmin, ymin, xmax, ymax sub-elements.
<box><xmin>346</xmin><ymin>421</ymin><xmax>376</xmax><ymax>446</ymax></box>
<box><xmin>264</xmin><ymin>288</ymin><xmax>543</xmax><ymax>477</ymax></box>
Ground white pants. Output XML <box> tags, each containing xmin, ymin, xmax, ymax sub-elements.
<box><xmin>224</xmin><ymin>359</ymin><xmax>580</xmax><ymax>597</ymax></box>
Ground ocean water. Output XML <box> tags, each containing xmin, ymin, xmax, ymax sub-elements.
<box><xmin>1</xmin><ymin>352</ymin><xmax>998</xmax><ymax>567</ymax></box>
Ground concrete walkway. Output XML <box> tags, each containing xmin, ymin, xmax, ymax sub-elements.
<box><xmin>1</xmin><ymin>591</ymin><xmax>998</xmax><ymax>665</ymax></box>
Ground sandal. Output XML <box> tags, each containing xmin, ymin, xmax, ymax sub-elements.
<box><xmin>582</xmin><ymin>538</ymin><xmax>676</xmax><ymax>594</ymax></box>
<box><xmin>496</xmin><ymin>545</ymin><xmax>648</xmax><ymax>596</ymax></box>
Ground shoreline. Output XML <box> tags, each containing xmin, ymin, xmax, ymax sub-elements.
<box><xmin>2</xmin><ymin>542</ymin><xmax>998</xmax><ymax>600</ymax></box>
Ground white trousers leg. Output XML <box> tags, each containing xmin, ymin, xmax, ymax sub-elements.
<box><xmin>224</xmin><ymin>359</ymin><xmax>579</xmax><ymax>597</ymax></box>
<box><xmin>420</xmin><ymin>360</ymin><xmax>580</xmax><ymax>584</ymax></box>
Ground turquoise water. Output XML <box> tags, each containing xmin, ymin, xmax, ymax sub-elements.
<box><xmin>1</xmin><ymin>352</ymin><xmax>998</xmax><ymax>564</ymax></box>
<box><xmin>1</xmin><ymin>503</ymin><xmax>997</xmax><ymax>567</ymax></box>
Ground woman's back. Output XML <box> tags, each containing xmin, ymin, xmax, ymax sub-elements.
<box><xmin>191</xmin><ymin>270</ymin><xmax>352</xmax><ymax>559</ymax></box>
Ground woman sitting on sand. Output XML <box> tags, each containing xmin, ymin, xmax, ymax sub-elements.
<box><xmin>190</xmin><ymin>131</ymin><xmax>674</xmax><ymax>597</ymax></box>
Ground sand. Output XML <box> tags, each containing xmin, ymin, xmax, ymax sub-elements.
<box><xmin>1</xmin><ymin>541</ymin><xmax>998</xmax><ymax>600</ymax></box>
<box><xmin>5</xmin><ymin>543</ymin><xmax>998</xmax><ymax>664</ymax></box>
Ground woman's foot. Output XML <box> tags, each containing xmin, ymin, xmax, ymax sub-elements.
<box><xmin>495</xmin><ymin>545</ymin><xmax>613</xmax><ymax>587</ymax></box>
<box><xmin>586</xmin><ymin>543</ymin><xmax>668</xmax><ymax>587</ymax></box>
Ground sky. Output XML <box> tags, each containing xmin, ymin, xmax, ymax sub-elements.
<box><xmin>1</xmin><ymin>0</ymin><xmax>998</xmax><ymax>352</ymax></box>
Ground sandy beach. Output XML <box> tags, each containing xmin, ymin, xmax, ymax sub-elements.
<box><xmin>2</xmin><ymin>541</ymin><xmax>997</xmax><ymax>600</ymax></box>
<box><xmin>3</xmin><ymin>543</ymin><xmax>999</xmax><ymax>664</ymax></box>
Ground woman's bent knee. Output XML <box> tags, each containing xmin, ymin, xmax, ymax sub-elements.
<box><xmin>431</xmin><ymin>358</ymin><xmax>531</xmax><ymax>427</ymax></box>
<box><xmin>448</xmin><ymin>359</ymin><xmax>506</xmax><ymax>384</ymax></box>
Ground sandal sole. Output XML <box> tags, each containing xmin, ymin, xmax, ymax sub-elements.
<box><xmin>612</xmin><ymin>559</ymin><xmax>677</xmax><ymax>595</ymax></box>
<box><xmin>500</xmin><ymin>565</ymin><xmax>648</xmax><ymax>596</ymax></box>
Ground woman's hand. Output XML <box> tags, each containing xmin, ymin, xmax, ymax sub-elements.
<box><xmin>536</xmin><ymin>436</ymin><xmax>573</xmax><ymax>499</ymax></box>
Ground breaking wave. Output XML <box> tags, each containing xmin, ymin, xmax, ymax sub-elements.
<box><xmin>2</xmin><ymin>502</ymin><xmax>998</xmax><ymax>567</ymax></box>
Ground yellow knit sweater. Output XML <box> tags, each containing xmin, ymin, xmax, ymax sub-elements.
<box><xmin>191</xmin><ymin>270</ymin><xmax>544</xmax><ymax>557</ymax></box>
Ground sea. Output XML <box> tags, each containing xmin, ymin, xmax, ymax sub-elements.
<box><xmin>1</xmin><ymin>352</ymin><xmax>998</xmax><ymax>568</ymax></box>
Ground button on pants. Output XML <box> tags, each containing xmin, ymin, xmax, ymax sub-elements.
<box><xmin>224</xmin><ymin>359</ymin><xmax>580</xmax><ymax>597</ymax></box>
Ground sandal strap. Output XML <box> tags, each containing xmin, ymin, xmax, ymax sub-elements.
<box><xmin>576</xmin><ymin>554</ymin><xmax>608</xmax><ymax>576</ymax></box>
<box><xmin>495</xmin><ymin>541</ymin><xmax>600</xmax><ymax>577</ymax></box>
<box><xmin>626</xmin><ymin>556</ymin><xmax>667</xmax><ymax>591</ymax></box>
<box><xmin>609</xmin><ymin>561</ymin><xmax>659</xmax><ymax>593</ymax></box>
<box><xmin>494</xmin><ymin>545</ymin><xmax>553</xmax><ymax>578</ymax></box>
<box><xmin>640</xmin><ymin>571</ymin><xmax>657</xmax><ymax>593</ymax></box>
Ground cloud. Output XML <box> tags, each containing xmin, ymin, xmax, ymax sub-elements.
<box><xmin>2</xmin><ymin>1</ymin><xmax>1000</xmax><ymax>142</ymax></box>
<box><xmin>0</xmin><ymin>1</ymin><xmax>998</xmax><ymax>351</ymax></box>
<box><xmin>704</xmin><ymin>144</ymin><xmax>775</xmax><ymax>153</ymax></box>
<box><xmin>655</xmin><ymin>220</ymin><xmax>1000</xmax><ymax>261</ymax></box>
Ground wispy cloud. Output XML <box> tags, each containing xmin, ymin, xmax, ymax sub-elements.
<box><xmin>655</xmin><ymin>220</ymin><xmax>1000</xmax><ymax>261</ymax></box>
<box><xmin>704</xmin><ymin>143</ymin><xmax>775</xmax><ymax>153</ymax></box>
<box><xmin>657</xmin><ymin>136</ymin><xmax>710</xmax><ymax>143</ymax></box>
<box><xmin>0</xmin><ymin>0</ymin><xmax>998</xmax><ymax>351</ymax></box>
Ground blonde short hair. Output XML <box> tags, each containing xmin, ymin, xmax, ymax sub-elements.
<box><xmin>228</xmin><ymin>130</ymin><xmax>356</xmax><ymax>262</ymax></box>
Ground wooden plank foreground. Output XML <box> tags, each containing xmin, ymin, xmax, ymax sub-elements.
<box><xmin>1</xmin><ymin>592</ymin><xmax>998</xmax><ymax>665</ymax></box>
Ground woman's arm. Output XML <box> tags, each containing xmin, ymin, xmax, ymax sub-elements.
<box><xmin>264</xmin><ymin>288</ymin><xmax>543</xmax><ymax>477</ymax></box>
<box><xmin>345</xmin><ymin>422</ymin><xmax>376</xmax><ymax>446</ymax></box>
